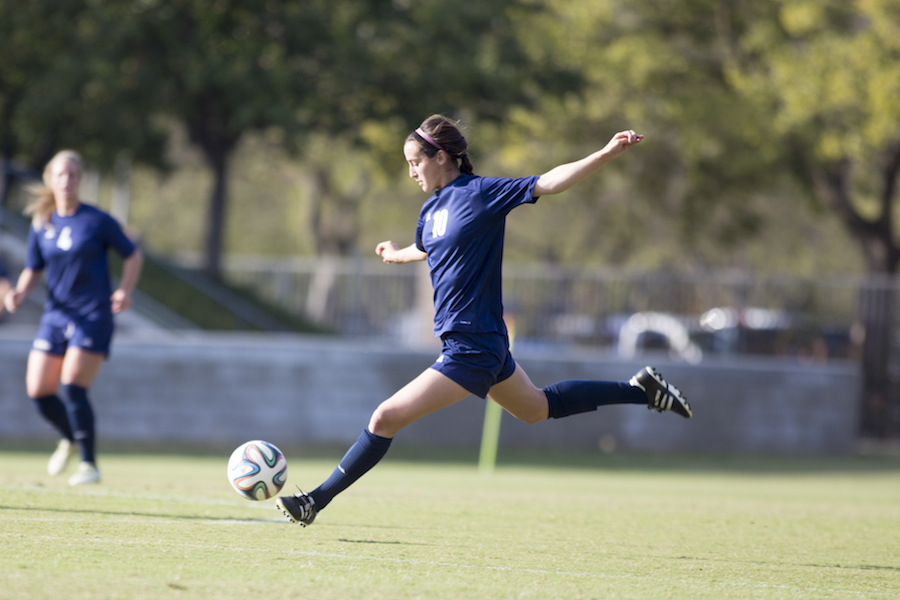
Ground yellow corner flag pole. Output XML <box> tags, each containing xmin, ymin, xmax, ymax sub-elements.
<box><xmin>478</xmin><ymin>315</ymin><xmax>514</xmax><ymax>477</ymax></box>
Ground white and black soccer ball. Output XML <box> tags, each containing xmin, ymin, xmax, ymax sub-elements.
<box><xmin>227</xmin><ymin>440</ymin><xmax>288</xmax><ymax>501</ymax></box>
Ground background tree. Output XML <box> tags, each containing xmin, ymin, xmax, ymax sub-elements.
<box><xmin>726</xmin><ymin>0</ymin><xmax>900</xmax><ymax>437</ymax></box>
<box><xmin>82</xmin><ymin>0</ymin><xmax>578</xmax><ymax>279</ymax></box>
<box><xmin>94</xmin><ymin>0</ymin><xmax>336</xmax><ymax>278</ymax></box>
<box><xmin>0</xmin><ymin>0</ymin><xmax>167</xmax><ymax>200</ymax></box>
<box><xmin>524</xmin><ymin>0</ymin><xmax>899</xmax><ymax>435</ymax></box>
<box><xmin>0</xmin><ymin>0</ymin><xmax>73</xmax><ymax>201</ymax></box>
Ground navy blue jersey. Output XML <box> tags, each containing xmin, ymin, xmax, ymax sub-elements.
<box><xmin>415</xmin><ymin>174</ymin><xmax>540</xmax><ymax>337</ymax></box>
<box><xmin>26</xmin><ymin>203</ymin><xmax>136</xmax><ymax>317</ymax></box>
<box><xmin>0</xmin><ymin>259</ymin><xmax>7</xmax><ymax>280</ymax></box>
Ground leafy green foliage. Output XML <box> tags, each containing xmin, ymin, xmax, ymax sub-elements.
<box><xmin>49</xmin><ymin>0</ymin><xmax>581</xmax><ymax>274</ymax></box>
<box><xmin>0</xmin><ymin>0</ymin><xmax>168</xmax><ymax>172</ymax></box>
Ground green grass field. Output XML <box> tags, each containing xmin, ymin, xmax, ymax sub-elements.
<box><xmin>1</xmin><ymin>449</ymin><xmax>898</xmax><ymax>599</ymax></box>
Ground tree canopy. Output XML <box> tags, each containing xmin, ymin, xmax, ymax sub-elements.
<box><xmin>519</xmin><ymin>0</ymin><xmax>900</xmax><ymax>435</ymax></box>
<box><xmin>4</xmin><ymin>0</ymin><xmax>900</xmax><ymax>433</ymax></box>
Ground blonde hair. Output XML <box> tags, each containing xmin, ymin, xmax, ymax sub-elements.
<box><xmin>25</xmin><ymin>150</ymin><xmax>84</xmax><ymax>229</ymax></box>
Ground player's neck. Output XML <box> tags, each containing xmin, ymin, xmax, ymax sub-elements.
<box><xmin>435</xmin><ymin>167</ymin><xmax>462</xmax><ymax>191</ymax></box>
<box><xmin>55</xmin><ymin>197</ymin><xmax>81</xmax><ymax>217</ymax></box>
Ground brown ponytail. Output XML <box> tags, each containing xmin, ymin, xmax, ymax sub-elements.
<box><xmin>407</xmin><ymin>115</ymin><xmax>475</xmax><ymax>175</ymax></box>
<box><xmin>24</xmin><ymin>150</ymin><xmax>83</xmax><ymax>229</ymax></box>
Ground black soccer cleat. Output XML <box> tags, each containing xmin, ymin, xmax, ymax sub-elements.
<box><xmin>630</xmin><ymin>366</ymin><xmax>692</xmax><ymax>419</ymax></box>
<box><xmin>276</xmin><ymin>489</ymin><xmax>318</xmax><ymax>527</ymax></box>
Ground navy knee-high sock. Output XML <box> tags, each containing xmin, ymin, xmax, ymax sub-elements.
<box><xmin>543</xmin><ymin>380</ymin><xmax>646</xmax><ymax>419</ymax></box>
<box><xmin>59</xmin><ymin>384</ymin><xmax>96</xmax><ymax>464</ymax></box>
<box><xmin>32</xmin><ymin>394</ymin><xmax>75</xmax><ymax>441</ymax></box>
<box><xmin>310</xmin><ymin>428</ymin><xmax>392</xmax><ymax>511</ymax></box>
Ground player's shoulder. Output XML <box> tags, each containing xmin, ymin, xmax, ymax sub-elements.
<box><xmin>77</xmin><ymin>203</ymin><xmax>111</xmax><ymax>219</ymax></box>
<box><xmin>447</xmin><ymin>174</ymin><xmax>488</xmax><ymax>198</ymax></box>
<box><xmin>77</xmin><ymin>203</ymin><xmax>121</xmax><ymax>227</ymax></box>
<box><xmin>474</xmin><ymin>174</ymin><xmax>537</xmax><ymax>195</ymax></box>
<box><xmin>449</xmin><ymin>173</ymin><xmax>480</xmax><ymax>188</ymax></box>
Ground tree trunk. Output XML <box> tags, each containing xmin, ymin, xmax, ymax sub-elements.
<box><xmin>302</xmin><ymin>162</ymin><xmax>366</xmax><ymax>323</ymax></box>
<box><xmin>0</xmin><ymin>160</ymin><xmax>14</xmax><ymax>208</ymax></box>
<box><xmin>858</xmin><ymin>276</ymin><xmax>898</xmax><ymax>438</ymax></box>
<box><xmin>809</xmin><ymin>156</ymin><xmax>900</xmax><ymax>439</ymax></box>
<box><xmin>186</xmin><ymin>104</ymin><xmax>240</xmax><ymax>280</ymax></box>
<box><xmin>306</xmin><ymin>255</ymin><xmax>338</xmax><ymax>323</ymax></box>
<box><xmin>204</xmin><ymin>150</ymin><xmax>229</xmax><ymax>279</ymax></box>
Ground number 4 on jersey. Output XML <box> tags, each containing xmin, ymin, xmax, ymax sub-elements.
<box><xmin>57</xmin><ymin>226</ymin><xmax>73</xmax><ymax>251</ymax></box>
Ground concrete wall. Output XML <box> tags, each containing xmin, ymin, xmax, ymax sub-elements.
<box><xmin>0</xmin><ymin>331</ymin><xmax>861</xmax><ymax>454</ymax></box>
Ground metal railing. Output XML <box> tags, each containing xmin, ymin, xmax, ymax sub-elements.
<box><xmin>216</xmin><ymin>255</ymin><xmax>887</xmax><ymax>360</ymax></box>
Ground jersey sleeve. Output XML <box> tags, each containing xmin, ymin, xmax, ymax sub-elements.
<box><xmin>25</xmin><ymin>227</ymin><xmax>45</xmax><ymax>271</ymax></box>
<box><xmin>102</xmin><ymin>214</ymin><xmax>137</xmax><ymax>257</ymax></box>
<box><xmin>479</xmin><ymin>175</ymin><xmax>540</xmax><ymax>217</ymax></box>
<box><xmin>0</xmin><ymin>260</ymin><xmax>7</xmax><ymax>279</ymax></box>
<box><xmin>415</xmin><ymin>216</ymin><xmax>426</xmax><ymax>253</ymax></box>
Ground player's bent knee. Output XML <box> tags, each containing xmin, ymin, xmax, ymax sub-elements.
<box><xmin>368</xmin><ymin>404</ymin><xmax>402</xmax><ymax>438</ymax></box>
<box><xmin>27</xmin><ymin>385</ymin><xmax>57</xmax><ymax>399</ymax></box>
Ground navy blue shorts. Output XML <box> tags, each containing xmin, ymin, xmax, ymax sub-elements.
<box><xmin>33</xmin><ymin>310</ymin><xmax>114</xmax><ymax>357</ymax></box>
<box><xmin>430</xmin><ymin>331</ymin><xmax>517</xmax><ymax>398</ymax></box>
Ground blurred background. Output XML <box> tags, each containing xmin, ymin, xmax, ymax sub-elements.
<box><xmin>2</xmin><ymin>0</ymin><xmax>899</xmax><ymax>449</ymax></box>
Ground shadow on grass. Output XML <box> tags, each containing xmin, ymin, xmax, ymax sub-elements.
<box><xmin>673</xmin><ymin>553</ymin><xmax>900</xmax><ymax>573</ymax></box>
<box><xmin>0</xmin><ymin>503</ymin><xmax>279</xmax><ymax>524</ymax></box>
<box><xmin>380</xmin><ymin>445</ymin><xmax>900</xmax><ymax>475</ymax></box>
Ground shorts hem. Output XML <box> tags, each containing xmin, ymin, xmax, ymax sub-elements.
<box><xmin>429</xmin><ymin>363</ymin><xmax>490</xmax><ymax>399</ymax></box>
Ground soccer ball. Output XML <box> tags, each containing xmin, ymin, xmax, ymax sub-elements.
<box><xmin>227</xmin><ymin>440</ymin><xmax>288</xmax><ymax>501</ymax></box>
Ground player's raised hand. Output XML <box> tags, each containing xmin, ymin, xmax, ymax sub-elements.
<box><xmin>604</xmin><ymin>130</ymin><xmax>643</xmax><ymax>159</ymax></box>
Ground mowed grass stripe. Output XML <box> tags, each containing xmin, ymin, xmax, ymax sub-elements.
<box><xmin>0</xmin><ymin>531</ymin><xmax>890</xmax><ymax>597</ymax></box>
<box><xmin>1</xmin><ymin>450</ymin><xmax>898</xmax><ymax>599</ymax></box>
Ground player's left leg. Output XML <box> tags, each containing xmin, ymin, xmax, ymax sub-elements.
<box><xmin>367</xmin><ymin>368</ymin><xmax>472</xmax><ymax>438</ymax></box>
<box><xmin>278</xmin><ymin>369</ymin><xmax>471</xmax><ymax>525</ymax></box>
<box><xmin>325</xmin><ymin>371</ymin><xmax>468</xmax><ymax>500</ymax></box>
<box><xmin>59</xmin><ymin>348</ymin><xmax>105</xmax><ymax>485</ymax></box>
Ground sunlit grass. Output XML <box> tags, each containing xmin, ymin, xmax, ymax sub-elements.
<box><xmin>1</xmin><ymin>450</ymin><xmax>898</xmax><ymax>599</ymax></box>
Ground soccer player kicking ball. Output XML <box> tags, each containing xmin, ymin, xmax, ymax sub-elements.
<box><xmin>277</xmin><ymin>115</ymin><xmax>691</xmax><ymax>526</ymax></box>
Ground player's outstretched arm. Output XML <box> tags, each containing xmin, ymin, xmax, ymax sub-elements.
<box><xmin>376</xmin><ymin>241</ymin><xmax>427</xmax><ymax>264</ymax></box>
<box><xmin>533</xmin><ymin>130</ymin><xmax>643</xmax><ymax>197</ymax></box>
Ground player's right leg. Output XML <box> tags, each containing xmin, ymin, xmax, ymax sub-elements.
<box><xmin>489</xmin><ymin>362</ymin><xmax>691</xmax><ymax>420</ymax></box>
<box><xmin>25</xmin><ymin>349</ymin><xmax>76</xmax><ymax>475</ymax></box>
<box><xmin>485</xmin><ymin>362</ymin><xmax>550</xmax><ymax>423</ymax></box>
